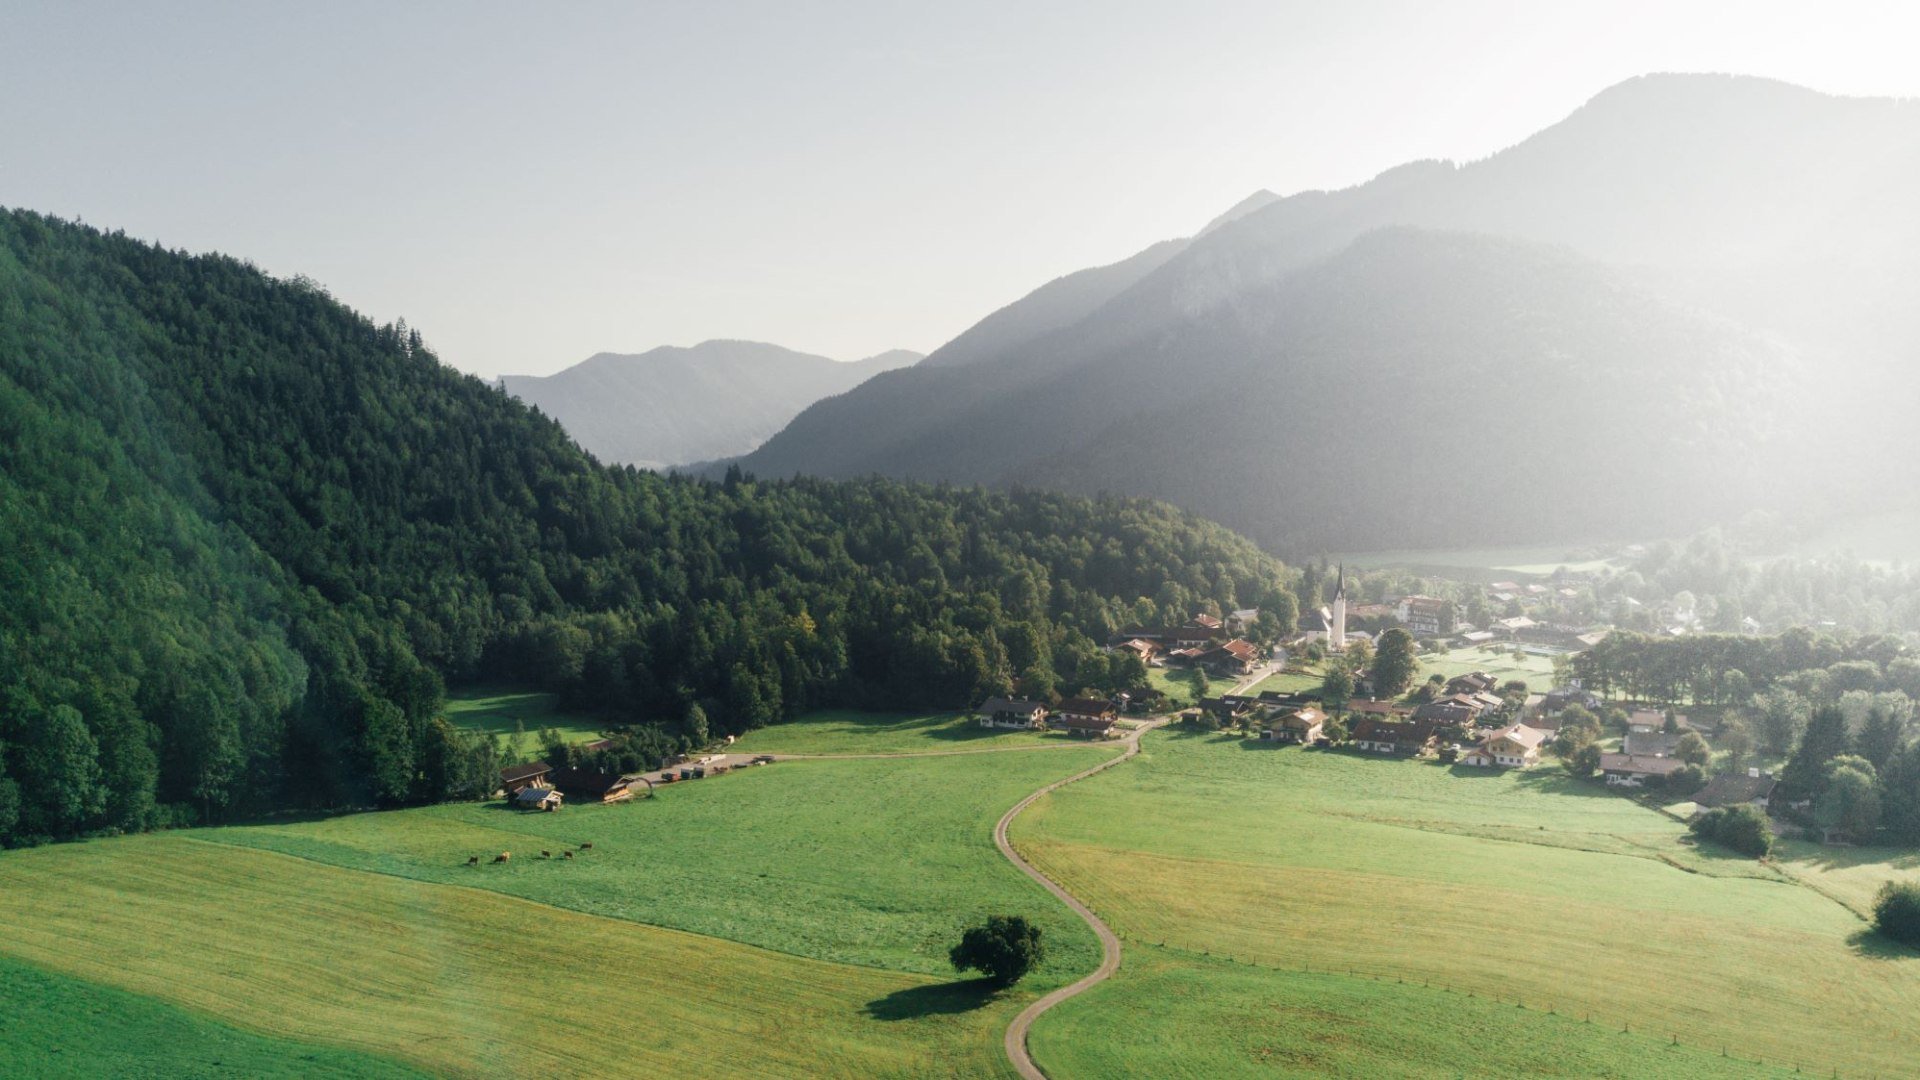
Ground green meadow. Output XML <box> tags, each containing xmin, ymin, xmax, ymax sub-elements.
<box><xmin>1413</xmin><ymin>645</ymin><xmax>1560</xmax><ymax>691</ymax></box>
<box><xmin>0</xmin><ymin>952</ymin><xmax>428</xmax><ymax>1079</ymax></box>
<box><xmin>443</xmin><ymin>685</ymin><xmax>606</xmax><ymax>748</ymax></box>
<box><xmin>203</xmin><ymin>742</ymin><xmax>1116</xmax><ymax>980</ymax></box>
<box><xmin>1015</xmin><ymin>730</ymin><xmax>1920</xmax><ymax>1078</ymax></box>
<box><xmin>0</xmin><ymin>715</ymin><xmax>1123</xmax><ymax>1078</ymax></box>
<box><xmin>1030</xmin><ymin>948</ymin><xmax>1766</xmax><ymax>1079</ymax></box>
<box><xmin>0</xmin><ymin>836</ymin><xmax>1018</xmax><ymax>1079</ymax></box>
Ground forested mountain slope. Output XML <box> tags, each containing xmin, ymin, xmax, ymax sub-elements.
<box><xmin>0</xmin><ymin>209</ymin><xmax>1289</xmax><ymax>847</ymax></box>
<box><xmin>738</xmin><ymin>75</ymin><xmax>1920</xmax><ymax>552</ymax></box>
<box><xmin>745</xmin><ymin>228</ymin><xmax>1802</xmax><ymax>551</ymax></box>
<box><xmin>499</xmin><ymin>341</ymin><xmax>918</xmax><ymax>468</ymax></box>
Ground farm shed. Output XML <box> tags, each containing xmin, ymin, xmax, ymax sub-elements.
<box><xmin>500</xmin><ymin>761</ymin><xmax>553</xmax><ymax>794</ymax></box>
<box><xmin>515</xmin><ymin>786</ymin><xmax>563</xmax><ymax>811</ymax></box>
<box><xmin>551</xmin><ymin>768</ymin><xmax>642</xmax><ymax>803</ymax></box>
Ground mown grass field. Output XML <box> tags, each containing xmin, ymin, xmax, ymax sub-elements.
<box><xmin>204</xmin><ymin>744</ymin><xmax>1114</xmax><ymax>981</ymax></box>
<box><xmin>1149</xmin><ymin>666</ymin><xmax>1210</xmax><ymax>707</ymax></box>
<box><xmin>1413</xmin><ymin>645</ymin><xmax>1560</xmax><ymax>692</ymax></box>
<box><xmin>1029</xmin><ymin>948</ymin><xmax>1765</xmax><ymax>1079</ymax></box>
<box><xmin>0</xmin><ymin>836</ymin><xmax>1020</xmax><ymax>1079</ymax></box>
<box><xmin>1246</xmin><ymin>667</ymin><xmax>1323</xmax><ymax>697</ymax></box>
<box><xmin>727</xmin><ymin>708</ymin><xmax>1061</xmax><ymax>755</ymax></box>
<box><xmin>0</xmin><ymin>952</ymin><xmax>428</xmax><ymax>1079</ymax></box>
<box><xmin>443</xmin><ymin>685</ymin><xmax>605</xmax><ymax>748</ymax></box>
<box><xmin>1014</xmin><ymin>731</ymin><xmax>1920</xmax><ymax>1078</ymax></box>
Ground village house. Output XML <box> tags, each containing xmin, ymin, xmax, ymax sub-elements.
<box><xmin>1263</xmin><ymin>706</ymin><xmax>1326</xmax><ymax>744</ymax></box>
<box><xmin>1445</xmin><ymin>672</ymin><xmax>1499</xmax><ymax>696</ymax></box>
<box><xmin>1621</xmin><ymin>729</ymin><xmax>1683</xmax><ymax>757</ymax></box>
<box><xmin>1349</xmin><ymin>718</ymin><xmax>1438</xmax><ymax>756</ymax></box>
<box><xmin>1690</xmin><ymin>770</ymin><xmax>1778</xmax><ymax>814</ymax></box>
<box><xmin>1195</xmin><ymin>637</ymin><xmax>1261</xmax><ymax>676</ymax></box>
<box><xmin>1052</xmin><ymin>697</ymin><xmax>1118</xmax><ymax>738</ymax></box>
<box><xmin>514</xmin><ymin>785</ymin><xmax>563</xmax><ymax>811</ymax></box>
<box><xmin>550</xmin><ymin>768</ymin><xmax>642</xmax><ymax>803</ymax></box>
<box><xmin>1189</xmin><ymin>612</ymin><xmax>1224</xmax><ymax>630</ymax></box>
<box><xmin>1114</xmin><ymin>625</ymin><xmax>1222</xmax><ymax>650</ymax></box>
<box><xmin>1541</xmin><ymin>687</ymin><xmax>1601</xmax><ymax>714</ymax></box>
<box><xmin>1396</xmin><ymin>595</ymin><xmax>1452</xmax><ymax>637</ymax></box>
<box><xmin>1459</xmin><ymin>723</ymin><xmax>1548</xmax><ymax>768</ymax></box>
<box><xmin>1411</xmin><ymin>699</ymin><xmax>1480</xmax><ymax>728</ymax></box>
<box><xmin>499</xmin><ymin>761</ymin><xmax>553</xmax><ymax>795</ymax></box>
<box><xmin>1346</xmin><ymin>698</ymin><xmax>1413</xmax><ymax>720</ymax></box>
<box><xmin>976</xmin><ymin>697</ymin><xmax>1048</xmax><ymax>729</ymax></box>
<box><xmin>1598</xmin><ymin>752</ymin><xmax>1687</xmax><ymax>788</ymax></box>
<box><xmin>1110</xmin><ymin>638</ymin><xmax>1160</xmax><ymax>664</ymax></box>
<box><xmin>1626</xmin><ymin>709</ymin><xmax>1691</xmax><ymax>735</ymax></box>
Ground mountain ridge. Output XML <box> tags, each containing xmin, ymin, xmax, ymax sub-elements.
<box><xmin>734</xmin><ymin>73</ymin><xmax>1918</xmax><ymax>553</ymax></box>
<box><xmin>499</xmin><ymin>339</ymin><xmax>920</xmax><ymax>468</ymax></box>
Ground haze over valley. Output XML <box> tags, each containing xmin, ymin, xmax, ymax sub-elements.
<box><xmin>10</xmin><ymin>6</ymin><xmax>1920</xmax><ymax>1078</ymax></box>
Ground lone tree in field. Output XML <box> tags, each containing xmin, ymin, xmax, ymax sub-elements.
<box><xmin>1874</xmin><ymin>881</ymin><xmax>1920</xmax><ymax>948</ymax></box>
<box><xmin>1371</xmin><ymin>628</ymin><xmax>1419</xmax><ymax>698</ymax></box>
<box><xmin>950</xmin><ymin>915</ymin><xmax>1046</xmax><ymax>986</ymax></box>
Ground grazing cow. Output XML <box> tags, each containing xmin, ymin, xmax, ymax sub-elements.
<box><xmin>541</xmin><ymin>850</ymin><xmax>552</xmax><ymax>859</ymax></box>
<box><xmin>579</xmin><ymin>842</ymin><xmax>593</xmax><ymax>850</ymax></box>
<box><xmin>467</xmin><ymin>855</ymin><xmax>479</xmax><ymax>866</ymax></box>
<box><xmin>562</xmin><ymin>850</ymin><xmax>574</xmax><ymax>860</ymax></box>
<box><xmin>493</xmin><ymin>852</ymin><xmax>510</xmax><ymax>864</ymax></box>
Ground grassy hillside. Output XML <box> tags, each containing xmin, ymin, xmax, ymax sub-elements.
<box><xmin>0</xmin><ymin>836</ymin><xmax>1017</xmax><ymax>1079</ymax></box>
<box><xmin>0</xmin><ymin>953</ymin><xmax>426</xmax><ymax>1079</ymax></box>
<box><xmin>1014</xmin><ymin>731</ymin><xmax>1920</xmax><ymax>1078</ymax></box>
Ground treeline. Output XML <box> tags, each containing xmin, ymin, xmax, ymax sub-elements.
<box><xmin>0</xmin><ymin>209</ymin><xmax>1291</xmax><ymax>847</ymax></box>
<box><xmin>1567</xmin><ymin>629</ymin><xmax>1915</xmax><ymax>709</ymax></box>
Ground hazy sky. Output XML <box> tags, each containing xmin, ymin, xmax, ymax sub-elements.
<box><xmin>4</xmin><ymin>1</ymin><xmax>1919</xmax><ymax>377</ymax></box>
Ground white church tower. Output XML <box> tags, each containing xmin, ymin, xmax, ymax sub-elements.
<box><xmin>1330</xmin><ymin>564</ymin><xmax>1347</xmax><ymax>651</ymax></box>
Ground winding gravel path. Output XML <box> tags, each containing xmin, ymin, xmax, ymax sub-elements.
<box><xmin>993</xmin><ymin>661</ymin><xmax>1273</xmax><ymax>1077</ymax></box>
<box><xmin>993</xmin><ymin>718</ymin><xmax>1162</xmax><ymax>1079</ymax></box>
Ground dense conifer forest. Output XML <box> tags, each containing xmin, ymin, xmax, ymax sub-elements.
<box><xmin>0</xmin><ymin>210</ymin><xmax>1291</xmax><ymax>845</ymax></box>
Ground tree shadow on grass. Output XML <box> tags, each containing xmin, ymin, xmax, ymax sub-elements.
<box><xmin>1847</xmin><ymin>926</ymin><xmax>1917</xmax><ymax>961</ymax></box>
<box><xmin>865</xmin><ymin>979</ymin><xmax>1002</xmax><ymax>1021</ymax></box>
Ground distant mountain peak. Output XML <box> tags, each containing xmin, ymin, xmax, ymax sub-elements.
<box><xmin>1197</xmin><ymin>189</ymin><xmax>1281</xmax><ymax>236</ymax></box>
<box><xmin>500</xmin><ymin>341</ymin><xmax>919</xmax><ymax>468</ymax></box>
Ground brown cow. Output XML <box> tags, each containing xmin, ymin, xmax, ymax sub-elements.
<box><xmin>492</xmin><ymin>852</ymin><xmax>510</xmax><ymax>864</ymax></box>
<box><xmin>541</xmin><ymin>850</ymin><xmax>552</xmax><ymax>858</ymax></box>
<box><xmin>467</xmin><ymin>855</ymin><xmax>480</xmax><ymax>866</ymax></box>
<box><xmin>562</xmin><ymin>850</ymin><xmax>574</xmax><ymax>860</ymax></box>
<box><xmin>579</xmin><ymin>842</ymin><xmax>593</xmax><ymax>850</ymax></box>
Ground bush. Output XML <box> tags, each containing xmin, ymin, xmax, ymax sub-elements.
<box><xmin>950</xmin><ymin>915</ymin><xmax>1046</xmax><ymax>986</ymax></box>
<box><xmin>1872</xmin><ymin>882</ymin><xmax>1920</xmax><ymax>948</ymax></box>
<box><xmin>1689</xmin><ymin>804</ymin><xmax>1773</xmax><ymax>858</ymax></box>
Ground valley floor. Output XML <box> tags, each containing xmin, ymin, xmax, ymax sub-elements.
<box><xmin>6</xmin><ymin>711</ymin><xmax>1920</xmax><ymax>1077</ymax></box>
